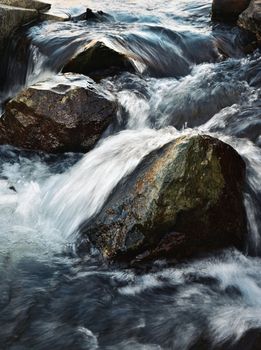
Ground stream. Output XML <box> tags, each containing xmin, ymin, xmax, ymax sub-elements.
<box><xmin>0</xmin><ymin>0</ymin><xmax>261</xmax><ymax>349</ymax></box>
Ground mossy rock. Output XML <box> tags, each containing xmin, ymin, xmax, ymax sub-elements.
<box><xmin>81</xmin><ymin>134</ymin><xmax>247</xmax><ymax>264</ymax></box>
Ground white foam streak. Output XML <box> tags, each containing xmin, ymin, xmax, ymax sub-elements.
<box><xmin>39</xmin><ymin>128</ymin><xmax>180</xmax><ymax>240</ymax></box>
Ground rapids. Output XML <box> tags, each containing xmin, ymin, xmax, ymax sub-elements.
<box><xmin>0</xmin><ymin>0</ymin><xmax>260</xmax><ymax>349</ymax></box>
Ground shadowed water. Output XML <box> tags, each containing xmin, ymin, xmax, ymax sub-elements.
<box><xmin>0</xmin><ymin>0</ymin><xmax>260</xmax><ymax>349</ymax></box>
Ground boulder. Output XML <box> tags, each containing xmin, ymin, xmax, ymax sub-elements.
<box><xmin>0</xmin><ymin>0</ymin><xmax>50</xmax><ymax>10</ymax></box>
<box><xmin>0</xmin><ymin>1</ymin><xmax>52</xmax><ymax>54</ymax></box>
<box><xmin>212</xmin><ymin>0</ymin><xmax>251</xmax><ymax>22</ymax></box>
<box><xmin>238</xmin><ymin>0</ymin><xmax>261</xmax><ymax>43</ymax></box>
<box><xmin>81</xmin><ymin>135</ymin><xmax>247</xmax><ymax>264</ymax></box>
<box><xmin>0</xmin><ymin>74</ymin><xmax>116</xmax><ymax>153</ymax></box>
<box><xmin>63</xmin><ymin>40</ymin><xmax>135</xmax><ymax>80</ymax></box>
<box><xmin>0</xmin><ymin>4</ymin><xmax>38</xmax><ymax>52</ymax></box>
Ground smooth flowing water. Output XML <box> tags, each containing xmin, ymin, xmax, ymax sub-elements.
<box><xmin>0</xmin><ymin>0</ymin><xmax>261</xmax><ymax>349</ymax></box>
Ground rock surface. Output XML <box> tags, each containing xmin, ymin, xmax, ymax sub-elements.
<box><xmin>73</xmin><ymin>8</ymin><xmax>111</xmax><ymax>22</ymax></box>
<box><xmin>238</xmin><ymin>0</ymin><xmax>261</xmax><ymax>43</ymax></box>
<box><xmin>212</xmin><ymin>0</ymin><xmax>251</xmax><ymax>22</ymax></box>
<box><xmin>0</xmin><ymin>0</ymin><xmax>50</xmax><ymax>10</ymax></box>
<box><xmin>63</xmin><ymin>40</ymin><xmax>135</xmax><ymax>79</ymax></box>
<box><xmin>0</xmin><ymin>74</ymin><xmax>116</xmax><ymax>153</ymax></box>
<box><xmin>0</xmin><ymin>4</ymin><xmax>38</xmax><ymax>51</ymax></box>
<box><xmin>0</xmin><ymin>1</ymin><xmax>51</xmax><ymax>53</ymax></box>
<box><xmin>81</xmin><ymin>134</ymin><xmax>247</xmax><ymax>264</ymax></box>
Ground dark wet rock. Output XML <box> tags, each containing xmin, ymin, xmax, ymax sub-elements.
<box><xmin>212</xmin><ymin>0</ymin><xmax>251</xmax><ymax>22</ymax></box>
<box><xmin>9</xmin><ymin>185</ymin><xmax>16</xmax><ymax>192</ymax></box>
<box><xmin>213</xmin><ymin>26</ymin><xmax>258</xmax><ymax>57</ymax></box>
<box><xmin>63</xmin><ymin>41</ymin><xmax>135</xmax><ymax>80</ymax></box>
<box><xmin>81</xmin><ymin>135</ymin><xmax>247</xmax><ymax>264</ymax></box>
<box><xmin>238</xmin><ymin>0</ymin><xmax>261</xmax><ymax>44</ymax></box>
<box><xmin>73</xmin><ymin>8</ymin><xmax>112</xmax><ymax>22</ymax></box>
<box><xmin>0</xmin><ymin>74</ymin><xmax>116</xmax><ymax>153</ymax></box>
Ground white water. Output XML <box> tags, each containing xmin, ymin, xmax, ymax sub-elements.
<box><xmin>0</xmin><ymin>0</ymin><xmax>261</xmax><ymax>348</ymax></box>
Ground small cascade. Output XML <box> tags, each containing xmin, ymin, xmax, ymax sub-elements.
<box><xmin>0</xmin><ymin>0</ymin><xmax>260</xmax><ymax>348</ymax></box>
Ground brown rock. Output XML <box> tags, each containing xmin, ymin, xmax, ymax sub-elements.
<box><xmin>0</xmin><ymin>74</ymin><xmax>116</xmax><ymax>153</ymax></box>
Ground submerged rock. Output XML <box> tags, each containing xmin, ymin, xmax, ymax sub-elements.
<box><xmin>212</xmin><ymin>0</ymin><xmax>251</xmax><ymax>22</ymax></box>
<box><xmin>0</xmin><ymin>74</ymin><xmax>116</xmax><ymax>153</ymax></box>
<box><xmin>39</xmin><ymin>9</ymin><xmax>70</xmax><ymax>21</ymax></box>
<box><xmin>73</xmin><ymin>8</ymin><xmax>112</xmax><ymax>22</ymax></box>
<box><xmin>63</xmin><ymin>40</ymin><xmax>135</xmax><ymax>80</ymax></box>
<box><xmin>81</xmin><ymin>135</ymin><xmax>247</xmax><ymax>264</ymax></box>
<box><xmin>238</xmin><ymin>0</ymin><xmax>261</xmax><ymax>44</ymax></box>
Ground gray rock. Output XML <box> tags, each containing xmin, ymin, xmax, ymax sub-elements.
<box><xmin>0</xmin><ymin>5</ymin><xmax>38</xmax><ymax>46</ymax></box>
<box><xmin>0</xmin><ymin>3</ymin><xmax>40</xmax><ymax>53</ymax></box>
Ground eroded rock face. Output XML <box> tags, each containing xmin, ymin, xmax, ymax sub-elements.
<box><xmin>0</xmin><ymin>0</ymin><xmax>50</xmax><ymax>11</ymax></box>
<box><xmin>0</xmin><ymin>4</ymin><xmax>38</xmax><ymax>52</ymax></box>
<box><xmin>0</xmin><ymin>0</ymin><xmax>51</xmax><ymax>53</ymax></box>
<box><xmin>81</xmin><ymin>135</ymin><xmax>247</xmax><ymax>264</ymax></box>
<box><xmin>0</xmin><ymin>74</ymin><xmax>116</xmax><ymax>153</ymax></box>
<box><xmin>63</xmin><ymin>41</ymin><xmax>135</xmax><ymax>80</ymax></box>
<box><xmin>212</xmin><ymin>0</ymin><xmax>251</xmax><ymax>22</ymax></box>
<box><xmin>238</xmin><ymin>0</ymin><xmax>261</xmax><ymax>43</ymax></box>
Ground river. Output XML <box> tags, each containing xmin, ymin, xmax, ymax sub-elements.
<box><xmin>0</xmin><ymin>0</ymin><xmax>261</xmax><ymax>349</ymax></box>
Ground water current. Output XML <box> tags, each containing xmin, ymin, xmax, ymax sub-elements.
<box><xmin>0</xmin><ymin>0</ymin><xmax>260</xmax><ymax>349</ymax></box>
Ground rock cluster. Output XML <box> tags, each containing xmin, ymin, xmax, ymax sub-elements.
<box><xmin>0</xmin><ymin>1</ymin><xmax>249</xmax><ymax>266</ymax></box>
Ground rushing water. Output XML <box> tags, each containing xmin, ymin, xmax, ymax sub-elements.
<box><xmin>0</xmin><ymin>0</ymin><xmax>261</xmax><ymax>349</ymax></box>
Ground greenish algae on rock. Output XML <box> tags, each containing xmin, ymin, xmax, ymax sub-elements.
<box><xmin>81</xmin><ymin>134</ymin><xmax>247</xmax><ymax>265</ymax></box>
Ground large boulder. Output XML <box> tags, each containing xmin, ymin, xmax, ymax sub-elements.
<box><xmin>0</xmin><ymin>1</ymin><xmax>53</xmax><ymax>54</ymax></box>
<box><xmin>238</xmin><ymin>0</ymin><xmax>261</xmax><ymax>43</ymax></box>
<box><xmin>81</xmin><ymin>135</ymin><xmax>247</xmax><ymax>264</ymax></box>
<box><xmin>0</xmin><ymin>0</ymin><xmax>50</xmax><ymax>10</ymax></box>
<box><xmin>0</xmin><ymin>74</ymin><xmax>116</xmax><ymax>153</ymax></box>
<box><xmin>212</xmin><ymin>0</ymin><xmax>251</xmax><ymax>22</ymax></box>
<box><xmin>63</xmin><ymin>40</ymin><xmax>135</xmax><ymax>80</ymax></box>
<box><xmin>0</xmin><ymin>4</ymin><xmax>38</xmax><ymax>52</ymax></box>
